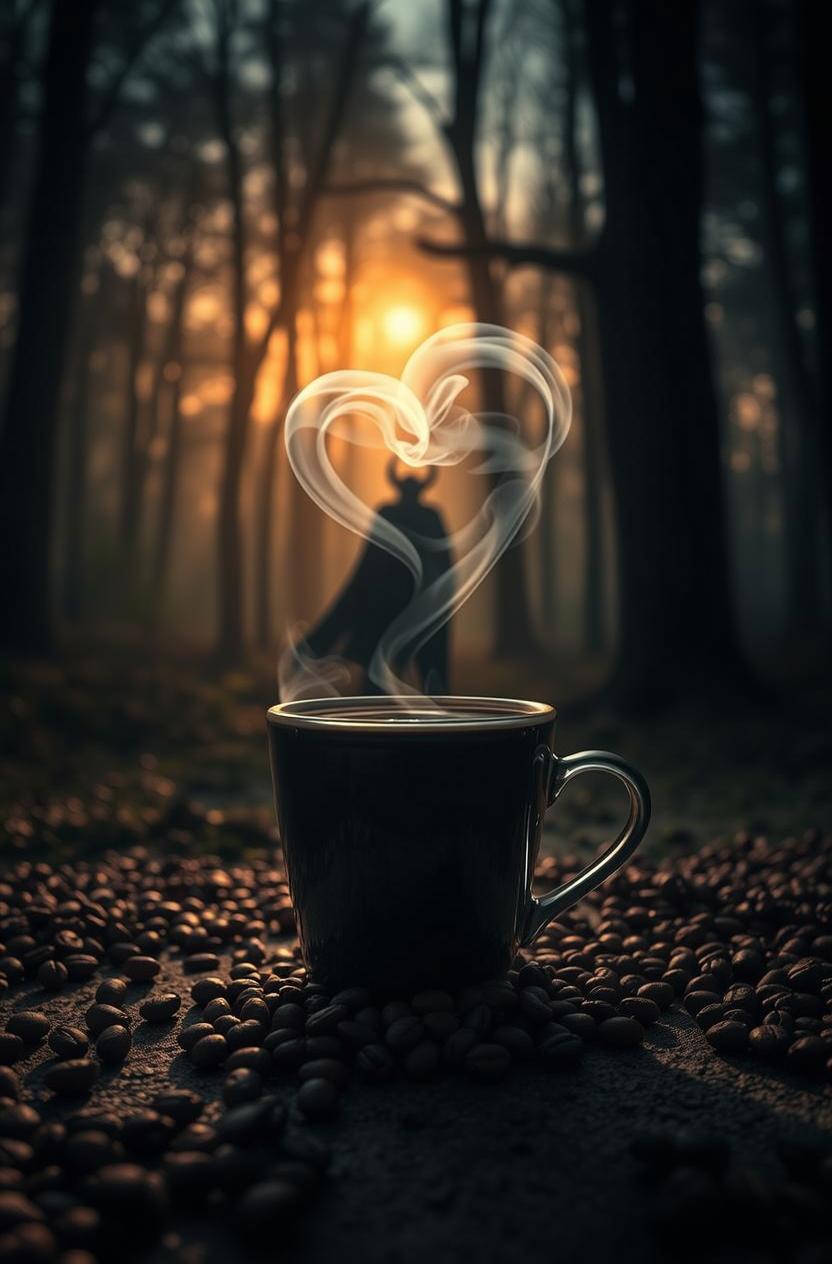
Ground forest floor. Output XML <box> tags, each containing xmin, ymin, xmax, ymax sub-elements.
<box><xmin>1</xmin><ymin>653</ymin><xmax>831</xmax><ymax>1264</ymax></box>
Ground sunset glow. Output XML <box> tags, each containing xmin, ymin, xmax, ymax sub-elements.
<box><xmin>382</xmin><ymin>303</ymin><xmax>427</xmax><ymax>347</ymax></box>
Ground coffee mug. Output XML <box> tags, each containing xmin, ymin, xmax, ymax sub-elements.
<box><xmin>267</xmin><ymin>696</ymin><xmax>650</xmax><ymax>994</ymax></box>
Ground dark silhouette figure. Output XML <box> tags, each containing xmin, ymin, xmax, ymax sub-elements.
<box><xmin>305</xmin><ymin>462</ymin><xmax>453</xmax><ymax>693</ymax></box>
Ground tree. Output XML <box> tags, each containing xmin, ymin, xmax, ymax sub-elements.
<box><xmin>204</xmin><ymin>0</ymin><xmax>371</xmax><ymax>664</ymax></box>
<box><xmin>0</xmin><ymin>0</ymin><xmax>179</xmax><ymax>654</ymax></box>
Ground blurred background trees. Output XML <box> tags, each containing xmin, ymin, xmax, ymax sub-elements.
<box><xmin>0</xmin><ymin>0</ymin><xmax>828</xmax><ymax>710</ymax></box>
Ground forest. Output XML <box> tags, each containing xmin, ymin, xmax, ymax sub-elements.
<box><xmin>0</xmin><ymin>0</ymin><xmax>829</xmax><ymax>711</ymax></box>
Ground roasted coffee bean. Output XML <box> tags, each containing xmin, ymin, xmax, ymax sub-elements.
<box><xmin>705</xmin><ymin>1020</ymin><xmax>749</xmax><ymax>1054</ymax></box>
<box><xmin>202</xmin><ymin>999</ymin><xmax>231</xmax><ymax>1024</ymax></box>
<box><xmin>184</xmin><ymin>954</ymin><xmax>221</xmax><ymax>974</ymax></box>
<box><xmin>238</xmin><ymin>1179</ymin><xmax>303</xmax><ymax>1236</ymax></box>
<box><xmin>139</xmin><ymin>993</ymin><xmax>181</xmax><ymax>1023</ymax></box>
<box><xmin>580</xmin><ymin>999</ymin><xmax>617</xmax><ymax>1023</ymax></box>
<box><xmin>223</xmin><ymin>1068</ymin><xmax>263</xmax><ymax>1106</ymax></box>
<box><xmin>48</xmin><ymin>1026</ymin><xmax>89</xmax><ymax>1060</ymax></box>
<box><xmin>65</xmin><ymin>954</ymin><xmax>99</xmax><ymax>981</ymax></box>
<box><xmin>190</xmin><ymin>1034</ymin><xmax>228</xmax><ymax>1069</ymax></box>
<box><xmin>226</xmin><ymin>1020</ymin><xmax>266</xmax><ymax>1052</ymax></box>
<box><xmin>331</xmin><ymin>987</ymin><xmax>371</xmax><ymax>1010</ymax></box>
<box><xmin>538</xmin><ymin>1030</ymin><xmax>583</xmax><ymax>1068</ymax></box>
<box><xmin>336</xmin><ymin>1020</ymin><xmax>377</xmax><ymax>1049</ymax></box>
<box><xmin>214</xmin><ymin>1015</ymin><xmax>241</xmax><ymax>1038</ymax></box>
<box><xmin>464</xmin><ymin>1043</ymin><xmax>511</xmax><ymax>1083</ymax></box>
<box><xmin>598</xmin><ymin>1016</ymin><xmax>644</xmax><ymax>1048</ymax></box>
<box><xmin>96</xmin><ymin>1025</ymin><xmax>131</xmax><ymax>1065</ymax></box>
<box><xmin>787</xmin><ymin>1035</ymin><xmax>827</xmax><ymax>1075</ymax></box>
<box><xmin>0</xmin><ymin>1106</ymin><xmax>39</xmax><ymax>1142</ymax></box>
<box><xmin>385</xmin><ymin>1016</ymin><xmax>424</xmax><ymax>1052</ymax></box>
<box><xmin>217</xmin><ymin>1102</ymin><xmax>273</xmax><ymax>1145</ymax></box>
<box><xmin>5</xmin><ymin>1013</ymin><xmax>49</xmax><ymax>1046</ymax></box>
<box><xmin>85</xmin><ymin>1163</ymin><xmax>167</xmax><ymax>1231</ymax></box>
<box><xmin>42</xmin><ymin>1059</ymin><xmax>99</xmax><ymax>1096</ymax></box>
<box><xmin>122</xmin><ymin>956</ymin><xmax>160</xmax><ymax>983</ymax></box>
<box><xmin>637</xmin><ymin>982</ymin><xmax>674</xmax><ymax>1010</ymax></box>
<box><xmin>63</xmin><ymin>1130</ymin><xmax>118</xmax><ymax>1174</ymax></box>
<box><xmin>150</xmin><ymin>1089</ymin><xmax>204</xmax><ymax>1126</ymax></box>
<box><xmin>191</xmin><ymin>977</ymin><xmax>227</xmax><ymax>1006</ymax></box>
<box><xmin>169</xmin><ymin>1123</ymin><xmax>218</xmax><ymax>1154</ymax></box>
<box><xmin>0</xmin><ymin>1071</ymin><xmax>18</xmax><ymax>1101</ymax></box>
<box><xmin>296</xmin><ymin>1078</ymin><xmax>339</xmax><ymax>1119</ymax></box>
<box><xmin>37</xmin><ymin>960</ymin><xmax>68</xmax><ymax>992</ymax></box>
<box><xmin>122</xmin><ymin>1111</ymin><xmax>176</xmax><ymax>1157</ymax></box>
<box><xmin>0</xmin><ymin>1036</ymin><xmax>24</xmax><ymax>1067</ymax></box>
<box><xmin>305</xmin><ymin>1005</ymin><xmax>348</xmax><ymax>1037</ymax></box>
<box><xmin>491</xmin><ymin>1025</ymin><xmax>535</xmax><ymax>1058</ymax></box>
<box><xmin>403</xmin><ymin>1041</ymin><xmax>440</xmax><ymax>1080</ymax></box>
<box><xmin>95</xmin><ymin>977</ymin><xmax>128</xmax><ymax>1007</ymax></box>
<box><xmin>85</xmin><ymin>1005</ymin><xmax>130</xmax><ymax>1037</ymax></box>
<box><xmin>298</xmin><ymin>1059</ymin><xmax>348</xmax><ymax>1088</ymax></box>
<box><xmin>163</xmin><ymin>1150</ymin><xmax>216</xmax><ymax>1197</ymax></box>
<box><xmin>177</xmin><ymin>1023</ymin><xmax>214</xmax><ymax>1052</ymax></box>
<box><xmin>619</xmin><ymin>996</ymin><xmax>660</xmax><ymax>1026</ymax></box>
<box><xmin>355</xmin><ymin>1045</ymin><xmax>394</xmax><ymax>1083</ymax></box>
<box><xmin>225</xmin><ymin>1048</ymin><xmax>272</xmax><ymax>1075</ymax></box>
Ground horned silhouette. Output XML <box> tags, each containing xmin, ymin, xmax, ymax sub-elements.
<box><xmin>304</xmin><ymin>461</ymin><xmax>453</xmax><ymax>693</ymax></box>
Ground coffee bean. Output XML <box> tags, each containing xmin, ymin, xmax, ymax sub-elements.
<box><xmin>336</xmin><ymin>1020</ymin><xmax>377</xmax><ymax>1049</ymax></box>
<box><xmin>0</xmin><ymin>1037</ymin><xmax>24</xmax><ymax>1067</ymax></box>
<box><xmin>787</xmin><ymin>1035</ymin><xmax>827</xmax><ymax>1075</ymax></box>
<box><xmin>226</xmin><ymin>1020</ymin><xmax>266</xmax><ymax>1052</ymax></box>
<box><xmin>538</xmin><ymin>1031</ymin><xmax>583</xmax><ymax>1068</ymax></box>
<box><xmin>684</xmin><ymin>990</ymin><xmax>722</xmax><ymax>1016</ymax></box>
<box><xmin>150</xmin><ymin>1089</ymin><xmax>204</xmax><ymax>1126</ymax></box>
<box><xmin>619</xmin><ymin>996</ymin><xmax>660</xmax><ymax>1026</ymax></box>
<box><xmin>222</xmin><ymin>1068</ymin><xmax>263</xmax><ymax>1106</ymax></box>
<box><xmin>85</xmin><ymin>1005</ymin><xmax>130</xmax><ymax>1037</ymax></box>
<box><xmin>63</xmin><ymin>1130</ymin><xmax>117</xmax><ymax>1174</ymax></box>
<box><xmin>95</xmin><ymin>978</ymin><xmax>128</xmax><ymax>1007</ymax></box>
<box><xmin>0</xmin><ymin>1071</ymin><xmax>18</xmax><ymax>1101</ymax></box>
<box><xmin>225</xmin><ymin>1048</ymin><xmax>272</xmax><ymax>1075</ymax></box>
<box><xmin>385</xmin><ymin>1016</ymin><xmax>424</xmax><ymax>1052</ymax></box>
<box><xmin>202</xmin><ymin>998</ymin><xmax>231</xmax><ymax>1024</ymax></box>
<box><xmin>298</xmin><ymin>1059</ymin><xmax>348</xmax><ymax>1088</ymax></box>
<box><xmin>169</xmin><ymin>1123</ymin><xmax>218</xmax><ymax>1154</ymax></box>
<box><xmin>0</xmin><ymin>1192</ymin><xmax>45</xmax><ymax>1231</ymax></box>
<box><xmin>163</xmin><ymin>1150</ymin><xmax>216</xmax><ymax>1197</ymax></box>
<box><xmin>65</xmin><ymin>954</ymin><xmax>99</xmax><ymax>981</ymax></box>
<box><xmin>96</xmin><ymin>1025</ymin><xmax>131</xmax><ymax>1065</ymax></box>
<box><xmin>637</xmin><ymin>981</ymin><xmax>674</xmax><ymax>1010</ymax></box>
<box><xmin>403</xmin><ymin>1041</ymin><xmax>440</xmax><ymax>1080</ymax></box>
<box><xmin>191</xmin><ymin>977</ymin><xmax>227</xmax><ymax>1006</ymax></box>
<box><xmin>598</xmin><ymin>1016</ymin><xmax>644</xmax><ymax>1048</ymax></box>
<box><xmin>706</xmin><ymin>1020</ymin><xmax>749</xmax><ymax>1054</ymax></box>
<box><xmin>238</xmin><ymin>1179</ymin><xmax>303</xmax><ymax>1236</ymax></box>
<box><xmin>355</xmin><ymin>1044</ymin><xmax>394</xmax><ymax>1082</ymax></box>
<box><xmin>122</xmin><ymin>956</ymin><xmax>159</xmax><ymax>983</ymax></box>
<box><xmin>3</xmin><ymin>1016</ymin><xmax>48</xmax><ymax>1046</ymax></box>
<box><xmin>122</xmin><ymin>1111</ymin><xmax>176</xmax><ymax>1157</ymax></box>
<box><xmin>331</xmin><ymin>987</ymin><xmax>372</xmax><ymax>1010</ymax></box>
<box><xmin>85</xmin><ymin>1163</ymin><xmax>167</xmax><ymax>1231</ymax></box>
<box><xmin>177</xmin><ymin>1023</ymin><xmax>214</xmax><ymax>1052</ymax></box>
<box><xmin>491</xmin><ymin>1025</ymin><xmax>535</xmax><ymax>1057</ymax></box>
<box><xmin>297</xmin><ymin>1078</ymin><xmax>338</xmax><ymax>1119</ymax></box>
<box><xmin>37</xmin><ymin>960</ymin><xmax>68</xmax><ymax>992</ymax></box>
<box><xmin>42</xmin><ymin>1059</ymin><xmax>99</xmax><ymax>1096</ymax></box>
<box><xmin>580</xmin><ymin>999</ymin><xmax>617</xmax><ymax>1023</ymax></box>
<box><xmin>464</xmin><ymin>1043</ymin><xmax>511</xmax><ymax>1083</ymax></box>
<box><xmin>190</xmin><ymin>1034</ymin><xmax>228</xmax><ymax>1069</ymax></box>
<box><xmin>184</xmin><ymin>954</ymin><xmax>221</xmax><ymax>974</ymax></box>
<box><xmin>0</xmin><ymin>1106</ymin><xmax>39</xmax><ymax>1142</ymax></box>
<box><xmin>443</xmin><ymin>1028</ymin><xmax>478</xmax><ymax>1066</ymax></box>
<box><xmin>559</xmin><ymin>1012</ymin><xmax>598</xmax><ymax>1041</ymax></box>
<box><xmin>139</xmin><ymin>993</ymin><xmax>181</xmax><ymax>1023</ymax></box>
<box><xmin>411</xmin><ymin>990</ymin><xmax>454</xmax><ymax>1014</ymax></box>
<box><xmin>305</xmin><ymin>1005</ymin><xmax>348</xmax><ymax>1037</ymax></box>
<box><xmin>48</xmin><ymin>1026</ymin><xmax>89</xmax><ymax>1060</ymax></box>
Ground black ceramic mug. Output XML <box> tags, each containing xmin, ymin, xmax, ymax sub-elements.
<box><xmin>267</xmin><ymin>696</ymin><xmax>650</xmax><ymax>994</ymax></box>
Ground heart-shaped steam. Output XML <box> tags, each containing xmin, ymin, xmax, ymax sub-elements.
<box><xmin>280</xmin><ymin>322</ymin><xmax>572</xmax><ymax>699</ymax></box>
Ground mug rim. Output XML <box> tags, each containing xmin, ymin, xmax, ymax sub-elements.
<box><xmin>267</xmin><ymin>695</ymin><xmax>556</xmax><ymax>734</ymax></box>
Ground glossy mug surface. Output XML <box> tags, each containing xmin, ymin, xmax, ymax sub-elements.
<box><xmin>267</xmin><ymin>696</ymin><xmax>650</xmax><ymax>994</ymax></box>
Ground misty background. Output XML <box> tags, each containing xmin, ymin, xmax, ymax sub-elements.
<box><xmin>0</xmin><ymin>0</ymin><xmax>829</xmax><ymax>716</ymax></box>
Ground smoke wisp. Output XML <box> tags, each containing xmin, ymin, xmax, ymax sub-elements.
<box><xmin>279</xmin><ymin>322</ymin><xmax>572</xmax><ymax>701</ymax></box>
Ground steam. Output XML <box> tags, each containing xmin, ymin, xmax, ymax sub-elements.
<box><xmin>279</xmin><ymin>322</ymin><xmax>572</xmax><ymax>701</ymax></box>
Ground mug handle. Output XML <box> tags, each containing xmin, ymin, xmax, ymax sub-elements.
<box><xmin>521</xmin><ymin>749</ymin><xmax>651</xmax><ymax>947</ymax></box>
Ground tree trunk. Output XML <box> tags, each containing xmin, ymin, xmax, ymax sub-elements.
<box><xmin>796</xmin><ymin>0</ymin><xmax>832</xmax><ymax>600</ymax></box>
<box><xmin>749</xmin><ymin>1</ymin><xmax>824</xmax><ymax>637</ymax></box>
<box><xmin>443</xmin><ymin>0</ymin><xmax>537</xmax><ymax>657</ymax></box>
<box><xmin>61</xmin><ymin>269</ymin><xmax>104</xmax><ymax>624</ymax></box>
<box><xmin>120</xmin><ymin>260</ymin><xmax>151</xmax><ymax>572</ymax></box>
<box><xmin>254</xmin><ymin>319</ymin><xmax>298</xmax><ymax>650</ymax></box>
<box><xmin>0</xmin><ymin>0</ymin><xmax>99</xmax><ymax>654</ymax></box>
<box><xmin>584</xmin><ymin>0</ymin><xmax>746</xmax><ymax>708</ymax></box>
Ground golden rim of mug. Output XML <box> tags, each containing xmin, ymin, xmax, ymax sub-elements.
<box><xmin>266</xmin><ymin>696</ymin><xmax>556</xmax><ymax>733</ymax></box>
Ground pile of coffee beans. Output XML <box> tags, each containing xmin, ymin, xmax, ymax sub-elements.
<box><xmin>0</xmin><ymin>826</ymin><xmax>830</xmax><ymax>1261</ymax></box>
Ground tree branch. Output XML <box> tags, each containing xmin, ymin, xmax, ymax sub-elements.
<box><xmin>417</xmin><ymin>234</ymin><xmax>598</xmax><ymax>277</ymax></box>
<box><xmin>385</xmin><ymin>55</ymin><xmax>448</xmax><ymax>129</ymax></box>
<box><xmin>326</xmin><ymin>178</ymin><xmax>460</xmax><ymax>218</ymax></box>
<box><xmin>87</xmin><ymin>0</ymin><xmax>180</xmax><ymax>138</ymax></box>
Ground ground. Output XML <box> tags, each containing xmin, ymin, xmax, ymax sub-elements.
<box><xmin>1</xmin><ymin>656</ymin><xmax>831</xmax><ymax>1263</ymax></box>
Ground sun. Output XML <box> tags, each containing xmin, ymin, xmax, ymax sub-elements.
<box><xmin>382</xmin><ymin>304</ymin><xmax>427</xmax><ymax>347</ymax></box>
